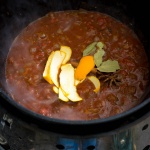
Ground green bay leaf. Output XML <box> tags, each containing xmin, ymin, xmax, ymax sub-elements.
<box><xmin>96</xmin><ymin>42</ymin><xmax>104</xmax><ymax>50</ymax></box>
<box><xmin>94</xmin><ymin>49</ymin><xmax>105</xmax><ymax>67</ymax></box>
<box><xmin>83</xmin><ymin>42</ymin><xmax>97</xmax><ymax>56</ymax></box>
<box><xmin>94</xmin><ymin>41</ymin><xmax>105</xmax><ymax>67</ymax></box>
<box><xmin>97</xmin><ymin>60</ymin><xmax>120</xmax><ymax>72</ymax></box>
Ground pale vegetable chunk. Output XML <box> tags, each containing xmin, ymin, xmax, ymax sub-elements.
<box><xmin>43</xmin><ymin>51</ymin><xmax>55</xmax><ymax>84</ymax></box>
<box><xmin>58</xmin><ymin>87</ymin><xmax>69</xmax><ymax>102</ymax></box>
<box><xmin>60</xmin><ymin>46</ymin><xmax>72</xmax><ymax>64</ymax></box>
<box><xmin>87</xmin><ymin>76</ymin><xmax>100</xmax><ymax>93</ymax></box>
<box><xmin>53</xmin><ymin>86</ymin><xmax>59</xmax><ymax>94</ymax></box>
<box><xmin>59</xmin><ymin>64</ymin><xmax>82</xmax><ymax>102</ymax></box>
<box><xmin>50</xmin><ymin>50</ymin><xmax>66</xmax><ymax>87</ymax></box>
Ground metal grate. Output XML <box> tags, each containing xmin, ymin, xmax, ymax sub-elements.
<box><xmin>0</xmin><ymin>103</ymin><xmax>149</xmax><ymax>150</ymax></box>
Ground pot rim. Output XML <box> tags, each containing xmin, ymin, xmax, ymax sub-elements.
<box><xmin>0</xmin><ymin>87</ymin><xmax>150</xmax><ymax>125</ymax></box>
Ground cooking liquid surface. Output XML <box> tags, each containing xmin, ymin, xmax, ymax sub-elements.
<box><xmin>6</xmin><ymin>10</ymin><xmax>149</xmax><ymax>120</ymax></box>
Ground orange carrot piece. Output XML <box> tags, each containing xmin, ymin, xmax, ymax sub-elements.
<box><xmin>75</xmin><ymin>56</ymin><xmax>95</xmax><ymax>81</ymax></box>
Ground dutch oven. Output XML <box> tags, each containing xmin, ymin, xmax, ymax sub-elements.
<box><xmin>0</xmin><ymin>0</ymin><xmax>150</xmax><ymax>136</ymax></box>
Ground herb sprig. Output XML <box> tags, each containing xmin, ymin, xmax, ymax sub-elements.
<box><xmin>83</xmin><ymin>41</ymin><xmax>120</xmax><ymax>73</ymax></box>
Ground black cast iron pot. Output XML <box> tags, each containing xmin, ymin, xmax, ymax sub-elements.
<box><xmin>0</xmin><ymin>0</ymin><xmax>150</xmax><ymax>136</ymax></box>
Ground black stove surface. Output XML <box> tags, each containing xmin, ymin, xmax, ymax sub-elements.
<box><xmin>0</xmin><ymin>99</ymin><xmax>34</xmax><ymax>150</ymax></box>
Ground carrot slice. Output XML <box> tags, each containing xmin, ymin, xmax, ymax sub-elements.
<box><xmin>75</xmin><ymin>56</ymin><xmax>95</xmax><ymax>81</ymax></box>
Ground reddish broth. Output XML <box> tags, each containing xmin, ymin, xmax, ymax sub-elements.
<box><xmin>6</xmin><ymin>10</ymin><xmax>149</xmax><ymax>120</ymax></box>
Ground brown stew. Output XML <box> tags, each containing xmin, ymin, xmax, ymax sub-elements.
<box><xmin>6</xmin><ymin>10</ymin><xmax>149</xmax><ymax>120</ymax></box>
